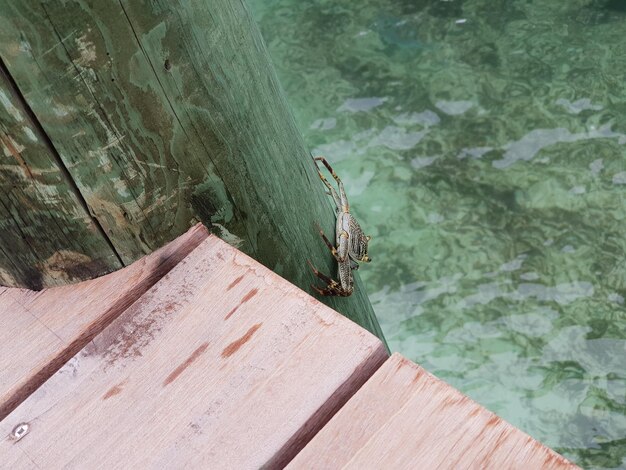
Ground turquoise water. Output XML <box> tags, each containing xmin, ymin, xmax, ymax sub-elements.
<box><xmin>249</xmin><ymin>1</ymin><xmax>626</xmax><ymax>467</ymax></box>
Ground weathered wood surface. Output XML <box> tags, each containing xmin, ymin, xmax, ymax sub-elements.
<box><xmin>0</xmin><ymin>1</ymin><xmax>384</xmax><ymax>342</ymax></box>
<box><xmin>0</xmin><ymin>61</ymin><xmax>121</xmax><ymax>289</ymax></box>
<box><xmin>0</xmin><ymin>235</ymin><xmax>388</xmax><ymax>469</ymax></box>
<box><xmin>289</xmin><ymin>353</ymin><xmax>578</xmax><ymax>469</ymax></box>
<box><xmin>0</xmin><ymin>223</ymin><xmax>207</xmax><ymax>421</ymax></box>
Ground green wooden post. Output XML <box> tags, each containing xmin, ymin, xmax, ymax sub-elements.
<box><xmin>0</xmin><ymin>0</ymin><xmax>386</xmax><ymax>343</ymax></box>
<box><xmin>0</xmin><ymin>60</ymin><xmax>122</xmax><ymax>289</ymax></box>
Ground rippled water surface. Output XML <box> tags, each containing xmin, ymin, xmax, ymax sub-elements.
<box><xmin>249</xmin><ymin>1</ymin><xmax>626</xmax><ymax>467</ymax></box>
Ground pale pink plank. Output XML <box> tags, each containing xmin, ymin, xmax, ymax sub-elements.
<box><xmin>0</xmin><ymin>235</ymin><xmax>388</xmax><ymax>469</ymax></box>
<box><xmin>289</xmin><ymin>353</ymin><xmax>578</xmax><ymax>469</ymax></box>
<box><xmin>0</xmin><ymin>224</ymin><xmax>208</xmax><ymax>419</ymax></box>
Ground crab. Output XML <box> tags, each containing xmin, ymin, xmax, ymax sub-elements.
<box><xmin>308</xmin><ymin>156</ymin><xmax>372</xmax><ymax>296</ymax></box>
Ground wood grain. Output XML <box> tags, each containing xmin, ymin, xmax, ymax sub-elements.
<box><xmin>0</xmin><ymin>223</ymin><xmax>208</xmax><ymax>420</ymax></box>
<box><xmin>0</xmin><ymin>61</ymin><xmax>121</xmax><ymax>289</ymax></box>
<box><xmin>0</xmin><ymin>235</ymin><xmax>388</xmax><ymax>469</ymax></box>
<box><xmin>289</xmin><ymin>353</ymin><xmax>579</xmax><ymax>469</ymax></box>
<box><xmin>0</xmin><ymin>1</ymin><xmax>384</xmax><ymax>342</ymax></box>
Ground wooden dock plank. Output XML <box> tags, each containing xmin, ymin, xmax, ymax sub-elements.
<box><xmin>0</xmin><ymin>223</ymin><xmax>208</xmax><ymax>420</ymax></box>
<box><xmin>289</xmin><ymin>353</ymin><xmax>578</xmax><ymax>469</ymax></box>
<box><xmin>0</xmin><ymin>235</ymin><xmax>387</xmax><ymax>469</ymax></box>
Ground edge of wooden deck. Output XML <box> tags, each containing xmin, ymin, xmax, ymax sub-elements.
<box><xmin>0</xmin><ymin>226</ymin><xmax>578</xmax><ymax>468</ymax></box>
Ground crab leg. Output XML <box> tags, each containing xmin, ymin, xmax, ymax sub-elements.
<box><xmin>314</xmin><ymin>156</ymin><xmax>349</xmax><ymax>211</ymax></box>
<box><xmin>313</xmin><ymin>159</ymin><xmax>340</xmax><ymax>206</ymax></box>
<box><xmin>315</xmin><ymin>224</ymin><xmax>345</xmax><ymax>263</ymax></box>
<box><xmin>313</xmin><ymin>157</ymin><xmax>342</xmax><ymax>210</ymax></box>
<box><xmin>307</xmin><ymin>259</ymin><xmax>345</xmax><ymax>296</ymax></box>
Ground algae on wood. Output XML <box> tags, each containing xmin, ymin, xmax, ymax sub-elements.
<box><xmin>0</xmin><ymin>1</ymin><xmax>385</xmax><ymax>341</ymax></box>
